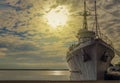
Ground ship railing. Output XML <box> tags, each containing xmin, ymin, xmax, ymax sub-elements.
<box><xmin>68</xmin><ymin>39</ymin><xmax>92</xmax><ymax>52</ymax></box>
<box><xmin>68</xmin><ymin>44</ymin><xmax>77</xmax><ymax>51</ymax></box>
<box><xmin>99</xmin><ymin>33</ymin><xmax>113</xmax><ymax>48</ymax></box>
<box><xmin>68</xmin><ymin>33</ymin><xmax>113</xmax><ymax>52</ymax></box>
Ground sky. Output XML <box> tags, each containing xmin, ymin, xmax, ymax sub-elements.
<box><xmin>0</xmin><ymin>0</ymin><xmax>120</xmax><ymax>69</ymax></box>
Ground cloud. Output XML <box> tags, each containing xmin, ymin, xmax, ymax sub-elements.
<box><xmin>0</xmin><ymin>48</ymin><xmax>7</xmax><ymax>58</ymax></box>
<box><xmin>0</xmin><ymin>0</ymin><xmax>119</xmax><ymax>69</ymax></box>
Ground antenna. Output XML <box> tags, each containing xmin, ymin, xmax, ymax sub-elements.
<box><xmin>94</xmin><ymin>0</ymin><xmax>99</xmax><ymax>38</ymax></box>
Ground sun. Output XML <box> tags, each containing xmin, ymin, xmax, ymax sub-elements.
<box><xmin>45</xmin><ymin>6</ymin><xmax>69</xmax><ymax>28</ymax></box>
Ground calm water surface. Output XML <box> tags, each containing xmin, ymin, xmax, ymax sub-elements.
<box><xmin>0</xmin><ymin>70</ymin><xmax>70</xmax><ymax>80</ymax></box>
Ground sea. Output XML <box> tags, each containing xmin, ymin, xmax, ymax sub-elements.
<box><xmin>0</xmin><ymin>70</ymin><xmax>70</xmax><ymax>80</ymax></box>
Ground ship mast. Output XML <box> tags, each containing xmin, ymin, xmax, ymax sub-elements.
<box><xmin>77</xmin><ymin>0</ymin><xmax>95</xmax><ymax>41</ymax></box>
<box><xmin>83</xmin><ymin>0</ymin><xmax>88</xmax><ymax>30</ymax></box>
<box><xmin>82</xmin><ymin>0</ymin><xmax>100</xmax><ymax>37</ymax></box>
<box><xmin>94</xmin><ymin>0</ymin><xmax>99</xmax><ymax>38</ymax></box>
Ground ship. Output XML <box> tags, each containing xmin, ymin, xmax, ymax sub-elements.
<box><xmin>66</xmin><ymin>0</ymin><xmax>120</xmax><ymax>80</ymax></box>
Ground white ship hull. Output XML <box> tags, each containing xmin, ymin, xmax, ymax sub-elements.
<box><xmin>66</xmin><ymin>39</ymin><xmax>115</xmax><ymax>80</ymax></box>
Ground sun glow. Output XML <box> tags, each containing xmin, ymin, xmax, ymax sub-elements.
<box><xmin>45</xmin><ymin>6</ymin><xmax>69</xmax><ymax>28</ymax></box>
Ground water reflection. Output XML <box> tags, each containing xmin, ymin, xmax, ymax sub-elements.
<box><xmin>0</xmin><ymin>70</ymin><xmax>70</xmax><ymax>80</ymax></box>
<box><xmin>51</xmin><ymin>71</ymin><xmax>69</xmax><ymax>75</ymax></box>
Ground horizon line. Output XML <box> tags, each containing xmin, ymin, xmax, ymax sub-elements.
<box><xmin>0</xmin><ymin>69</ymin><xmax>69</xmax><ymax>71</ymax></box>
